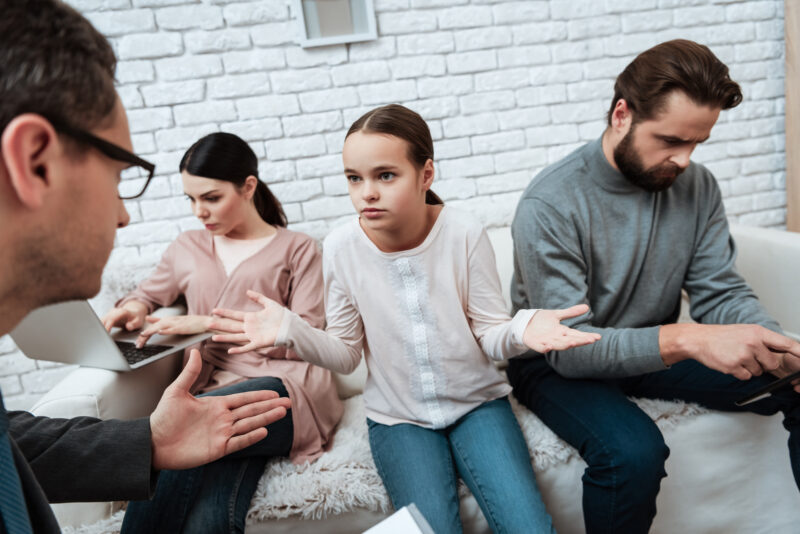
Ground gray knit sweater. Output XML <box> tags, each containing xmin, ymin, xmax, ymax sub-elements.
<box><xmin>510</xmin><ymin>136</ymin><xmax>781</xmax><ymax>378</ymax></box>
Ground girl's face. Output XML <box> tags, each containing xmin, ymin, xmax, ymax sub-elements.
<box><xmin>342</xmin><ymin>131</ymin><xmax>433</xmax><ymax>234</ymax></box>
<box><xmin>182</xmin><ymin>171</ymin><xmax>255</xmax><ymax>236</ymax></box>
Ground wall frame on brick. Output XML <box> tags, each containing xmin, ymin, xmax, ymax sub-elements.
<box><xmin>787</xmin><ymin>0</ymin><xmax>799</xmax><ymax>232</ymax></box>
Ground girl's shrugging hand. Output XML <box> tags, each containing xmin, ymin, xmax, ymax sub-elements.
<box><xmin>522</xmin><ymin>304</ymin><xmax>601</xmax><ymax>353</ymax></box>
<box><xmin>210</xmin><ymin>290</ymin><xmax>286</xmax><ymax>354</ymax></box>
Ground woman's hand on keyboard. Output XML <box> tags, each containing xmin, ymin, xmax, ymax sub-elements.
<box><xmin>102</xmin><ymin>300</ymin><xmax>148</xmax><ymax>332</ymax></box>
<box><xmin>209</xmin><ymin>290</ymin><xmax>285</xmax><ymax>354</ymax></box>
<box><xmin>136</xmin><ymin>314</ymin><xmax>212</xmax><ymax>348</ymax></box>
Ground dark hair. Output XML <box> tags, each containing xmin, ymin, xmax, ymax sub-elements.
<box><xmin>607</xmin><ymin>39</ymin><xmax>742</xmax><ymax>125</ymax></box>
<box><xmin>346</xmin><ymin>104</ymin><xmax>443</xmax><ymax>205</ymax></box>
<box><xmin>0</xmin><ymin>0</ymin><xmax>117</xmax><ymax>134</ymax></box>
<box><xmin>180</xmin><ymin>133</ymin><xmax>287</xmax><ymax>227</ymax></box>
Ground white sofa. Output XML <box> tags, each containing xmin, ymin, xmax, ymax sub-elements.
<box><xmin>32</xmin><ymin>224</ymin><xmax>800</xmax><ymax>534</ymax></box>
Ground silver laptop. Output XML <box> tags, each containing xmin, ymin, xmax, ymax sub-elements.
<box><xmin>10</xmin><ymin>300</ymin><xmax>211</xmax><ymax>371</ymax></box>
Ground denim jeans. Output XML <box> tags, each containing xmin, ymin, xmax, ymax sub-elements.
<box><xmin>368</xmin><ymin>397</ymin><xmax>555</xmax><ymax>534</ymax></box>
<box><xmin>121</xmin><ymin>376</ymin><xmax>293</xmax><ymax>534</ymax></box>
<box><xmin>507</xmin><ymin>357</ymin><xmax>800</xmax><ymax>534</ymax></box>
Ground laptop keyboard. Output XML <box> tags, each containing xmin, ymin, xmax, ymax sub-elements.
<box><xmin>114</xmin><ymin>340</ymin><xmax>172</xmax><ymax>365</ymax></box>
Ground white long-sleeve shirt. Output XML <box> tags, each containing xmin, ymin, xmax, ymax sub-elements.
<box><xmin>276</xmin><ymin>206</ymin><xmax>536</xmax><ymax>428</ymax></box>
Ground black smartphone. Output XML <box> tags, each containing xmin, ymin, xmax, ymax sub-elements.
<box><xmin>735</xmin><ymin>369</ymin><xmax>800</xmax><ymax>407</ymax></box>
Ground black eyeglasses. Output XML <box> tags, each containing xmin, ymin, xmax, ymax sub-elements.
<box><xmin>47</xmin><ymin>117</ymin><xmax>156</xmax><ymax>200</ymax></box>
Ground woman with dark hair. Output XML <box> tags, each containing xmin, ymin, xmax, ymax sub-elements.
<box><xmin>102</xmin><ymin>132</ymin><xmax>343</xmax><ymax>533</ymax></box>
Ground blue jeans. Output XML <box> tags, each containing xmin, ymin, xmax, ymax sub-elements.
<box><xmin>368</xmin><ymin>397</ymin><xmax>555</xmax><ymax>534</ymax></box>
<box><xmin>507</xmin><ymin>357</ymin><xmax>800</xmax><ymax>534</ymax></box>
<box><xmin>121</xmin><ymin>377</ymin><xmax>293</xmax><ymax>534</ymax></box>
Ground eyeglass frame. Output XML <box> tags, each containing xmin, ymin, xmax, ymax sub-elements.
<box><xmin>46</xmin><ymin>116</ymin><xmax>156</xmax><ymax>200</ymax></box>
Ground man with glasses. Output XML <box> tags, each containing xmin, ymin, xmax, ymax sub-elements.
<box><xmin>0</xmin><ymin>2</ymin><xmax>291</xmax><ymax>532</ymax></box>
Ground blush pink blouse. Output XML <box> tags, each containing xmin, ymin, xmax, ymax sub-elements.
<box><xmin>118</xmin><ymin>227</ymin><xmax>343</xmax><ymax>464</ymax></box>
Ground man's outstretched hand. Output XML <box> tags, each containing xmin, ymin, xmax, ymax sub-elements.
<box><xmin>149</xmin><ymin>349</ymin><xmax>291</xmax><ymax>471</ymax></box>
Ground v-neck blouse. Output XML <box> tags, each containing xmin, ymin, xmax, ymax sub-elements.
<box><xmin>118</xmin><ymin>227</ymin><xmax>342</xmax><ymax>463</ymax></box>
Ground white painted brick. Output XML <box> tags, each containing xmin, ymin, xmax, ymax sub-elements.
<box><xmin>219</xmin><ymin>118</ymin><xmax>283</xmax><ymax>141</ymax></box>
<box><xmin>140</xmin><ymin>197</ymin><xmax>191</xmax><ymax>220</ymax></box>
<box><xmin>498</xmin><ymin>45</ymin><xmax>550</xmax><ymax>68</ymax></box>
<box><xmin>438</xmin><ymin>155</ymin><xmax>494</xmax><ymax>178</ymax></box>
<box><xmin>438</xmin><ymin>6</ymin><xmax>494</xmax><ymax>30</ymax></box>
<box><xmin>529</xmin><ymin>63</ymin><xmax>583</xmax><ymax>85</ymax></box>
<box><xmin>117</xmin><ymin>85</ymin><xmax>143</xmax><ymax>109</ymax></box>
<box><xmin>692</xmin><ymin>142</ymin><xmax>728</xmax><ymax>162</ymax></box>
<box><xmin>331</xmin><ymin>61</ymin><xmax>391</xmax><ymax>86</ymax></box>
<box><xmin>262</xmin><ymin>160</ymin><xmax>297</xmax><ymax>182</ymax></box>
<box><xmin>288</xmin><ymin>220</ymin><xmax>333</xmax><ymax>242</ymax></box>
<box><xmin>269</xmin><ymin>179</ymin><xmax>324</xmax><ymax>203</ymax></box>
<box><xmin>417</xmin><ymin>75</ymin><xmax>473</xmax><ymax>98</ymax></box>
<box><xmin>302</xmin><ymin>195</ymin><xmax>353</xmax><ymax>219</ymax></box>
<box><xmin>0</xmin><ymin>375</ymin><xmax>23</xmax><ymax>396</ymax></box>
<box><xmin>250</xmin><ymin>22</ymin><xmax>296</xmax><ymax>47</ymax></box>
<box><xmin>174</xmin><ymin>101</ymin><xmax>237</xmax><ymax>126</ymax></box>
<box><xmin>738</xmin><ymin>208</ymin><xmax>785</xmax><ymax>228</ymax></box>
<box><xmin>139</xmin><ymin>241</ymin><xmax>174</xmax><ymax>264</ymax></box>
<box><xmin>704</xmin><ymin>160</ymin><xmax>739</xmax><ymax>181</ymax></box>
<box><xmin>728</xmin><ymin>174</ymin><xmax>774</xmax><ymax>196</ymax></box>
<box><xmin>459</xmin><ymin>90</ymin><xmax>515</xmax><ymax>114</ymax></box>
<box><xmin>222</xmin><ymin>49</ymin><xmax>286</xmax><ymax>73</ymax></box>
<box><xmin>602</xmin><ymin>33</ymin><xmax>660</xmax><ymax>58</ymax></box>
<box><xmin>154</xmin><ymin>124</ymin><xmax>217</xmax><ymax>152</ymax></box>
<box><xmin>376</xmin><ymin>0</ymin><xmax>411</xmax><ymax>11</ymax></box>
<box><xmin>547</xmin><ymin>142</ymin><xmax>584</xmax><ymax>164</ymax></box>
<box><xmin>727</xmin><ymin>100</ymin><xmax>777</xmax><ymax>121</ymax></box>
<box><xmin>753</xmin><ymin>190</ymin><xmax>786</xmax><ymax>211</ymax></box>
<box><xmin>297</xmin><ymin>155</ymin><xmax>343</xmax><ymax>180</ymax></box>
<box><xmin>208</xmin><ymin>73</ymin><xmax>269</xmax><ymax>99</ymax></box>
<box><xmin>735</xmin><ymin>41</ymin><xmax>784</xmax><ymax>63</ymax></box>
<box><xmin>729</xmin><ymin>61</ymin><xmax>770</xmax><ymax>81</ymax></box>
<box><xmin>435</xmin><ymin>178</ymin><xmax>477</xmax><ymax>200</ymax></box>
<box><xmin>429</xmin><ymin>120</ymin><xmax>444</xmax><ymax>141</ymax></box>
<box><xmin>117</xmin><ymin>60</ymin><xmax>155</xmax><ymax>83</ymax></box>
<box><xmin>454</xmin><ymin>27</ymin><xmax>512</xmax><ymax>52</ymax></box>
<box><xmin>349</xmin><ymin>37</ymin><xmax>398</xmax><ymax>60</ymax></box>
<box><xmin>133</xmin><ymin>0</ymin><xmax>190</xmax><ymax>6</ymax></box>
<box><xmin>517</xmin><ymin>85</ymin><xmax>567</xmax><ymax>106</ymax></box>
<box><xmin>271</xmin><ymin>69</ymin><xmax>332</xmax><ymax>93</ymax></box>
<box><xmin>286</xmin><ymin>46</ymin><xmax>348</xmax><ymax>68</ymax></box>
<box><xmin>492</xmin><ymin>1</ymin><xmax>548</xmax><ymax>24</ymax></box>
<box><xmin>435</xmin><ymin>138</ymin><xmax>472</xmax><ymax>160</ymax></box>
<box><xmin>86</xmin><ymin>9</ymin><xmax>154</xmax><ymax>36</ymax></box>
<box><xmin>283</xmin><ymin>111</ymin><xmax>343</xmax><ymax>137</ymax></box>
<box><xmin>740</xmin><ymin>154</ymin><xmax>785</xmax><ymax>175</ymax></box>
<box><xmin>525</xmin><ymin>124</ymin><xmax>580</xmax><ymax>147</ymax></box>
<box><xmin>406</xmin><ymin>96</ymin><xmax>460</xmax><ymax>120</ymax></box>
<box><xmin>236</xmin><ymin>94</ymin><xmax>300</xmax><ymax>118</ymax></box>
<box><xmin>140</xmin><ymin>80</ymin><xmax>205</xmax><ymax>106</ymax></box>
<box><xmin>155</xmin><ymin>56</ymin><xmax>223</xmax><ymax>81</ymax></box>
<box><xmin>747</xmin><ymin>79</ymin><xmax>785</xmax><ymax>101</ymax></box>
<box><xmin>321</xmin><ymin>175</ymin><xmax>348</xmax><ymax>196</ymax></box>
<box><xmin>377</xmin><ymin>12</ymin><xmax>437</xmax><ymax>35</ymax></box>
<box><xmin>497</xmin><ymin>106</ymin><xmax>550</xmax><ymax>129</ymax></box>
<box><xmin>568</xmin><ymin>16</ymin><xmax>622</xmax><ymax>40</ymax></box>
<box><xmin>471</xmin><ymin>131</ymin><xmax>525</xmax><ymax>154</ymax></box>
<box><xmin>567</xmin><ymin>80</ymin><xmax>614</xmax><ymax>103</ymax></box>
<box><xmin>556</xmin><ymin>40</ymin><xmax>605</xmax><ymax>64</ymax></box>
<box><xmin>127</xmin><ymin>107</ymin><xmax>173</xmax><ymax>133</ymax></box>
<box><xmin>71</xmin><ymin>0</ymin><xmax>131</xmax><ymax>10</ymax></box>
<box><xmin>621</xmin><ymin>11</ymin><xmax>673</xmax><ymax>33</ymax></box>
<box><xmin>583</xmin><ymin>57</ymin><xmax>628</xmax><ymax>80</ymax></box>
<box><xmin>665</xmin><ymin>22</ymin><xmax>756</xmax><ymax>45</ymax></box>
<box><xmin>512</xmin><ymin>21</ymin><xmax>567</xmax><ymax>45</ymax></box>
<box><xmin>475</xmin><ymin>67</ymin><xmax>530</xmax><ymax>91</ymax></box>
<box><xmin>494</xmin><ymin>147</ymin><xmax>547</xmax><ymax>173</ymax></box>
<box><xmin>117</xmin><ymin>220</ymin><xmax>181</xmax><ymax>246</ymax></box>
<box><xmin>755</xmin><ymin>19</ymin><xmax>784</xmax><ymax>40</ymax></box>
<box><xmin>357</xmin><ymin>80</ymin><xmax>418</xmax><ymax>105</ymax></box>
<box><xmin>550</xmin><ymin>101</ymin><xmax>605</xmax><ymax>124</ymax></box>
<box><xmin>748</xmin><ymin>118</ymin><xmax>784</xmax><ymax>137</ymax></box>
<box><xmin>132</xmin><ymin>133</ymin><xmax>157</xmax><ymax>154</ymax></box>
<box><xmin>674</xmin><ymin>5</ymin><xmax>726</xmax><ymax>27</ymax></box>
<box><xmin>390</xmin><ymin>55</ymin><xmax>447</xmax><ymax>79</ymax></box>
<box><xmin>324</xmin><ymin>130</ymin><xmax>348</xmax><ymax>153</ymax></box>
<box><xmin>442</xmin><ymin>112</ymin><xmax>498</xmax><ymax>137</ymax></box>
<box><xmin>118</xmin><ymin>33</ymin><xmax>183</xmax><ymax>60</ymax></box>
<box><xmin>185</xmin><ymin>29</ymin><xmax>251</xmax><ymax>54</ymax></box>
<box><xmin>299</xmin><ymin>87</ymin><xmax>360</xmax><ymax>112</ymax></box>
<box><xmin>0</xmin><ymin>336</ymin><xmax>16</xmax><ymax>355</ymax></box>
<box><xmin>411</xmin><ymin>0</ymin><xmax>467</xmax><ymax>7</ymax></box>
<box><xmin>446</xmin><ymin>50</ymin><xmax>497</xmax><ymax>74</ymax></box>
<box><xmin>0</xmin><ymin>352</ymin><xmax>35</xmax><ymax>377</ymax></box>
<box><xmin>156</xmin><ymin>5</ymin><xmax>223</xmax><ymax>30</ymax></box>
<box><xmin>578</xmin><ymin>121</ymin><xmax>605</xmax><ymax>141</ymax></box>
<box><xmin>476</xmin><ymin>170</ymin><xmax>532</xmax><ymax>195</ymax></box>
<box><xmin>602</xmin><ymin>0</ymin><xmax>657</xmax><ymax>13</ymax></box>
<box><xmin>266</xmin><ymin>135</ymin><xmax>327</xmax><ymax>160</ymax></box>
<box><xmin>283</xmin><ymin>202</ymin><xmax>303</xmax><ymax>224</ymax></box>
<box><xmin>550</xmin><ymin>0</ymin><xmax>607</xmax><ymax>20</ymax></box>
<box><xmin>223</xmin><ymin>2</ymin><xmax>289</xmax><ymax>26</ymax></box>
<box><xmin>397</xmin><ymin>34</ymin><xmax>455</xmax><ymax>55</ymax></box>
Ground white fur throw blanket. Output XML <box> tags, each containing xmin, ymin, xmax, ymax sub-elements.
<box><xmin>63</xmin><ymin>393</ymin><xmax>707</xmax><ymax>534</ymax></box>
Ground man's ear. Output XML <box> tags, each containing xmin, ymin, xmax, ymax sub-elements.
<box><xmin>1</xmin><ymin>114</ymin><xmax>60</xmax><ymax>209</ymax></box>
<box><xmin>611</xmin><ymin>99</ymin><xmax>633</xmax><ymax>133</ymax></box>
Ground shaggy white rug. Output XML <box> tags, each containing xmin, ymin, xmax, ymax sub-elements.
<box><xmin>62</xmin><ymin>394</ymin><xmax>708</xmax><ymax>534</ymax></box>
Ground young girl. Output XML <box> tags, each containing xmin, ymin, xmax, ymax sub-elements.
<box><xmin>212</xmin><ymin>105</ymin><xmax>600</xmax><ymax>533</ymax></box>
<box><xmin>104</xmin><ymin>132</ymin><xmax>343</xmax><ymax>534</ymax></box>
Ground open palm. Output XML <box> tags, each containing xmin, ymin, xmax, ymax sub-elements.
<box><xmin>522</xmin><ymin>304</ymin><xmax>601</xmax><ymax>353</ymax></box>
<box><xmin>210</xmin><ymin>290</ymin><xmax>286</xmax><ymax>354</ymax></box>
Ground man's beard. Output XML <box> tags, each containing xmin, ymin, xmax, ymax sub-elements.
<box><xmin>613</xmin><ymin>127</ymin><xmax>685</xmax><ymax>192</ymax></box>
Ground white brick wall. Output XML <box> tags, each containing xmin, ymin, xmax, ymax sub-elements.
<box><xmin>1</xmin><ymin>0</ymin><xmax>787</xmax><ymax>410</ymax></box>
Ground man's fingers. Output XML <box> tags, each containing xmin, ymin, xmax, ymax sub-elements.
<box><xmin>212</xmin><ymin>308</ymin><xmax>245</xmax><ymax>322</ymax></box>
<box><xmin>755</xmin><ymin>349</ymin><xmax>782</xmax><ymax>372</ymax></box>
<box><xmin>212</xmin><ymin>333</ymin><xmax>249</xmax><ymax>343</ymax></box>
<box><xmin>553</xmin><ymin>304</ymin><xmax>590</xmax><ymax>320</ymax></box>
<box><xmin>230</xmin><ymin>397</ymin><xmax>290</xmax><ymax>422</ymax></box>
<box><xmin>222</xmin><ymin>389</ymin><xmax>283</xmax><ymax>410</ymax></box>
<box><xmin>732</xmin><ymin>366</ymin><xmax>753</xmax><ymax>381</ymax></box>
<box><xmin>169</xmin><ymin>349</ymin><xmax>202</xmax><ymax>392</ymax></box>
<box><xmin>225</xmin><ymin>428</ymin><xmax>268</xmax><ymax>456</ymax></box>
<box><xmin>231</xmin><ymin>405</ymin><xmax>290</xmax><ymax>436</ymax></box>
